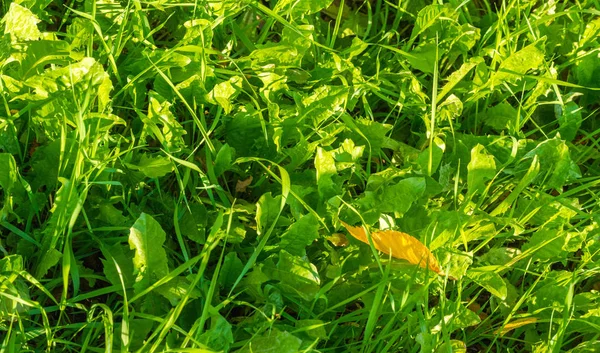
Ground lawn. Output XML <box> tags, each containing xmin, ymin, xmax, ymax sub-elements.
<box><xmin>1</xmin><ymin>0</ymin><xmax>600</xmax><ymax>352</ymax></box>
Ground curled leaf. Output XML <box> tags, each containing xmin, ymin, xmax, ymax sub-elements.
<box><xmin>494</xmin><ymin>317</ymin><xmax>538</xmax><ymax>336</ymax></box>
<box><xmin>341</xmin><ymin>221</ymin><xmax>446</xmax><ymax>277</ymax></box>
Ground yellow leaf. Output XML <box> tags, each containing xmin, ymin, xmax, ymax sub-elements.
<box><xmin>340</xmin><ymin>221</ymin><xmax>443</xmax><ymax>276</ymax></box>
<box><xmin>494</xmin><ymin>317</ymin><xmax>538</xmax><ymax>336</ymax></box>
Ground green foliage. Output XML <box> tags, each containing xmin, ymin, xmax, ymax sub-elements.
<box><xmin>1</xmin><ymin>0</ymin><xmax>600</xmax><ymax>352</ymax></box>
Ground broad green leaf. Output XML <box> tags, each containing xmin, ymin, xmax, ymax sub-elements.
<box><xmin>263</xmin><ymin>250</ymin><xmax>320</xmax><ymax>302</ymax></box>
<box><xmin>4</xmin><ymin>3</ymin><xmax>41</xmax><ymax>43</ymax></box>
<box><xmin>274</xmin><ymin>0</ymin><xmax>334</xmax><ymax>16</ymax></box>
<box><xmin>126</xmin><ymin>154</ymin><xmax>173</xmax><ymax>179</ymax></box>
<box><xmin>575</xmin><ymin>51</ymin><xmax>600</xmax><ymax>88</ymax></box>
<box><xmin>522</xmin><ymin>229</ymin><xmax>566</xmax><ymax>261</ymax></box>
<box><xmin>0</xmin><ymin>153</ymin><xmax>18</xmax><ymax>219</ymax></box>
<box><xmin>437</xmin><ymin>249</ymin><xmax>473</xmax><ymax>280</ymax></box>
<box><xmin>515</xmin><ymin>194</ymin><xmax>577</xmax><ymax>228</ymax></box>
<box><xmin>24</xmin><ymin>57</ymin><xmax>105</xmax><ymax>96</ymax></box>
<box><xmin>155</xmin><ymin>276</ymin><xmax>200</xmax><ymax>306</ymax></box>
<box><xmin>331</xmin><ymin>139</ymin><xmax>365</xmax><ymax>174</ymax></box>
<box><xmin>128</xmin><ymin>213</ymin><xmax>169</xmax><ymax>295</ymax></box>
<box><xmin>523</xmin><ymin>137</ymin><xmax>581</xmax><ymax>190</ymax></box>
<box><xmin>143</xmin><ymin>92</ymin><xmax>186</xmax><ymax>150</ymax></box>
<box><xmin>527</xmin><ymin>272</ymin><xmax>571</xmax><ymax>317</ymax></box>
<box><xmin>35</xmin><ymin>248</ymin><xmax>62</xmax><ymax>279</ymax></box>
<box><xmin>214</xmin><ymin>144</ymin><xmax>233</xmax><ymax>177</ymax></box>
<box><xmin>378</xmin><ymin>177</ymin><xmax>426</xmax><ymax>215</ymax></box>
<box><xmin>218</xmin><ymin>252</ymin><xmax>244</xmax><ymax>287</ymax></box>
<box><xmin>483</xmin><ymin>102</ymin><xmax>519</xmax><ymax>131</ymax></box>
<box><xmin>407</xmin><ymin>42</ymin><xmax>437</xmax><ymax>74</ymax></box>
<box><xmin>557</xmin><ymin>102</ymin><xmax>582</xmax><ymax>141</ymax></box>
<box><xmin>198</xmin><ymin>312</ymin><xmax>234</xmax><ymax>351</ymax></box>
<box><xmin>417</xmin><ymin>137</ymin><xmax>445</xmax><ymax>175</ymax></box>
<box><xmin>239</xmin><ymin>264</ymin><xmax>270</xmax><ymax>301</ymax></box>
<box><xmin>579</xmin><ymin>17</ymin><xmax>600</xmax><ymax>49</ymax></box>
<box><xmin>256</xmin><ymin>192</ymin><xmax>283</xmax><ymax>235</ymax></box>
<box><xmin>225</xmin><ymin>106</ymin><xmax>276</xmax><ymax>158</ymax></box>
<box><xmin>410</xmin><ymin>4</ymin><xmax>456</xmax><ymax>42</ymax></box>
<box><xmin>436</xmin><ymin>94</ymin><xmax>463</xmax><ymax>122</ymax></box>
<box><xmin>491</xmin><ymin>38</ymin><xmax>546</xmax><ymax>86</ymax></box>
<box><xmin>281</xmin><ymin>24</ymin><xmax>314</xmax><ymax>58</ymax></box>
<box><xmin>96</xmin><ymin>202</ymin><xmax>128</xmax><ymax>226</ymax></box>
<box><xmin>350</xmin><ymin>119</ymin><xmax>398</xmax><ymax>152</ymax></box>
<box><xmin>429</xmin><ymin>211</ymin><xmax>468</xmax><ymax>251</ymax></box>
<box><xmin>0</xmin><ymin>254</ymin><xmax>23</xmax><ymax>272</ymax></box>
<box><xmin>101</xmin><ymin>243</ymin><xmax>135</xmax><ymax>290</ymax></box>
<box><xmin>179</xmin><ymin>203</ymin><xmax>207</xmax><ymax>244</ymax></box>
<box><xmin>206</xmin><ymin>76</ymin><xmax>243</xmax><ymax>114</ymax></box>
<box><xmin>249</xmin><ymin>45</ymin><xmax>301</xmax><ymax>69</ymax></box>
<box><xmin>315</xmin><ymin>147</ymin><xmax>339</xmax><ymax>201</ymax></box>
<box><xmin>479</xmin><ymin>247</ymin><xmax>521</xmax><ymax>267</ymax></box>
<box><xmin>467</xmin><ymin>267</ymin><xmax>507</xmax><ymax>300</ymax></box>
<box><xmin>280</xmin><ymin>213</ymin><xmax>319</xmax><ymax>256</ymax></box>
<box><xmin>431</xmin><ymin>301</ymin><xmax>480</xmax><ymax>333</ymax></box>
<box><xmin>299</xmin><ymin>85</ymin><xmax>348</xmax><ymax>126</ymax></box>
<box><xmin>343</xmin><ymin>36</ymin><xmax>369</xmax><ymax>60</ymax></box>
<box><xmin>182</xmin><ymin>19</ymin><xmax>213</xmax><ymax>46</ymax></box>
<box><xmin>0</xmin><ymin>118</ymin><xmax>20</xmax><ymax>155</ymax></box>
<box><xmin>467</xmin><ymin>144</ymin><xmax>496</xmax><ymax>195</ymax></box>
<box><xmin>236</xmin><ymin>329</ymin><xmax>301</xmax><ymax>353</ymax></box>
<box><xmin>20</xmin><ymin>40</ymin><xmax>71</xmax><ymax>78</ymax></box>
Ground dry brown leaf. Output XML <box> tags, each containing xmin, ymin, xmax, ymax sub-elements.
<box><xmin>494</xmin><ymin>317</ymin><xmax>538</xmax><ymax>336</ymax></box>
<box><xmin>235</xmin><ymin>176</ymin><xmax>253</xmax><ymax>193</ymax></box>
<box><xmin>340</xmin><ymin>221</ymin><xmax>443</xmax><ymax>276</ymax></box>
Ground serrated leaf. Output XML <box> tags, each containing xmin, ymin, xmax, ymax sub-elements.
<box><xmin>35</xmin><ymin>248</ymin><xmax>62</xmax><ymax>279</ymax></box>
<box><xmin>128</xmin><ymin>213</ymin><xmax>169</xmax><ymax>295</ymax></box>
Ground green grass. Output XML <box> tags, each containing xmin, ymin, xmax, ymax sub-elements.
<box><xmin>1</xmin><ymin>0</ymin><xmax>600</xmax><ymax>352</ymax></box>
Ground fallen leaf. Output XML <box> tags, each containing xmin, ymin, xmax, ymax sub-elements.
<box><xmin>494</xmin><ymin>317</ymin><xmax>538</xmax><ymax>336</ymax></box>
<box><xmin>340</xmin><ymin>221</ymin><xmax>445</xmax><ymax>277</ymax></box>
<box><xmin>327</xmin><ymin>232</ymin><xmax>349</xmax><ymax>247</ymax></box>
<box><xmin>236</xmin><ymin>176</ymin><xmax>253</xmax><ymax>193</ymax></box>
